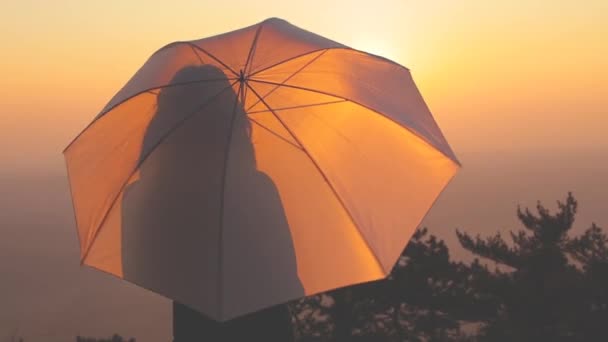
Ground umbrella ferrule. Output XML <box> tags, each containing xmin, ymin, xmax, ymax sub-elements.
<box><xmin>238</xmin><ymin>69</ymin><xmax>245</xmax><ymax>83</ymax></box>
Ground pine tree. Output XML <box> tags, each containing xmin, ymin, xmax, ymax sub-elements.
<box><xmin>456</xmin><ymin>193</ymin><xmax>588</xmax><ymax>341</ymax></box>
<box><xmin>290</xmin><ymin>193</ymin><xmax>607</xmax><ymax>341</ymax></box>
<box><xmin>290</xmin><ymin>228</ymin><xmax>468</xmax><ymax>341</ymax></box>
<box><xmin>567</xmin><ymin>222</ymin><xmax>608</xmax><ymax>339</ymax></box>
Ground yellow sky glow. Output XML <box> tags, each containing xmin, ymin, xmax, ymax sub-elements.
<box><xmin>1</xmin><ymin>0</ymin><xmax>607</xmax><ymax>167</ymax></box>
<box><xmin>1</xmin><ymin>3</ymin><xmax>607</xmax><ymax>340</ymax></box>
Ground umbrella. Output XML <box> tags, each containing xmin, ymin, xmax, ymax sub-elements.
<box><xmin>63</xmin><ymin>17</ymin><xmax>460</xmax><ymax>321</ymax></box>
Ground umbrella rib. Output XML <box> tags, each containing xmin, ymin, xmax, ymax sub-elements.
<box><xmin>246</xmin><ymin>83</ymin><xmax>386</xmax><ymax>274</ymax></box>
<box><xmin>98</xmin><ymin>78</ymin><xmax>238</xmax><ymax>118</ymax></box>
<box><xmin>245</xmin><ymin>49</ymin><xmax>328</xmax><ymax>112</ymax></box>
<box><xmin>248</xmin><ymin>79</ymin><xmax>346</xmax><ymax>101</ymax></box>
<box><xmin>247</xmin><ymin>99</ymin><xmax>347</xmax><ymax>114</ymax></box>
<box><xmin>185</xmin><ymin>42</ymin><xmax>239</xmax><ymax>77</ymax></box>
<box><xmin>249</xmin><ymin>48</ymin><xmax>330</xmax><ymax>77</ymax></box>
<box><xmin>64</xmin><ymin>152</ymin><xmax>85</xmax><ymax>256</ymax></box>
<box><xmin>189</xmin><ymin>44</ymin><xmax>205</xmax><ymax>64</ymax></box>
<box><xmin>248</xmin><ymin>79</ymin><xmax>460</xmax><ymax>166</ymax></box>
<box><xmin>239</xmin><ymin>22</ymin><xmax>266</xmax><ymax>109</ymax></box>
<box><xmin>240</xmin><ymin>21</ymin><xmax>266</xmax><ymax>106</ymax></box>
<box><xmin>79</xmin><ymin>81</ymin><xmax>238</xmax><ymax>264</ymax></box>
<box><xmin>248</xmin><ymin>117</ymin><xmax>305</xmax><ymax>151</ymax></box>
<box><xmin>64</xmin><ymin>78</ymin><xmax>237</xmax><ymax>153</ymax></box>
<box><xmin>217</xmin><ymin>81</ymin><xmax>244</xmax><ymax>319</ymax></box>
<box><xmin>243</xmin><ymin>21</ymin><xmax>266</xmax><ymax>76</ymax></box>
<box><xmin>248</xmin><ymin>46</ymin><xmax>410</xmax><ymax>78</ymax></box>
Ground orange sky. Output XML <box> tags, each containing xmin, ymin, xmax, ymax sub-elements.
<box><xmin>1</xmin><ymin>2</ymin><xmax>607</xmax><ymax>340</ymax></box>
<box><xmin>1</xmin><ymin>1</ymin><xmax>607</xmax><ymax>170</ymax></box>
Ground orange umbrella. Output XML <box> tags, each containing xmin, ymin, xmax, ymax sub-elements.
<box><xmin>64</xmin><ymin>17</ymin><xmax>459</xmax><ymax>321</ymax></box>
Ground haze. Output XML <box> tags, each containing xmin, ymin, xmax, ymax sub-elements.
<box><xmin>1</xmin><ymin>1</ymin><xmax>606</xmax><ymax>341</ymax></box>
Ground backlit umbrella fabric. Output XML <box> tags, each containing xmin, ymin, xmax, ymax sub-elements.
<box><xmin>63</xmin><ymin>18</ymin><xmax>459</xmax><ymax>321</ymax></box>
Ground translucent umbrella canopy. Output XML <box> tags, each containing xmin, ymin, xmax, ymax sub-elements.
<box><xmin>64</xmin><ymin>17</ymin><xmax>460</xmax><ymax>321</ymax></box>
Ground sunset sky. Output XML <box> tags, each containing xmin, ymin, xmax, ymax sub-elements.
<box><xmin>1</xmin><ymin>1</ymin><xmax>607</xmax><ymax>341</ymax></box>
<box><xmin>2</xmin><ymin>0</ymin><xmax>607</xmax><ymax>165</ymax></box>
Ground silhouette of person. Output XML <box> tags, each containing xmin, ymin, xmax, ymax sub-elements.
<box><xmin>120</xmin><ymin>64</ymin><xmax>303</xmax><ymax>341</ymax></box>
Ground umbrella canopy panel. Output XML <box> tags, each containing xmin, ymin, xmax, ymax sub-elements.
<box><xmin>64</xmin><ymin>18</ymin><xmax>459</xmax><ymax>321</ymax></box>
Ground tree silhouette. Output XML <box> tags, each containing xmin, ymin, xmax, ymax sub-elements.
<box><xmin>70</xmin><ymin>193</ymin><xmax>607</xmax><ymax>341</ymax></box>
<box><xmin>455</xmin><ymin>193</ymin><xmax>604</xmax><ymax>341</ymax></box>
<box><xmin>567</xmin><ymin>222</ymin><xmax>608</xmax><ymax>339</ymax></box>
<box><xmin>290</xmin><ymin>228</ymin><xmax>471</xmax><ymax>341</ymax></box>
<box><xmin>290</xmin><ymin>293</ymin><xmax>333</xmax><ymax>341</ymax></box>
<box><xmin>291</xmin><ymin>193</ymin><xmax>608</xmax><ymax>341</ymax></box>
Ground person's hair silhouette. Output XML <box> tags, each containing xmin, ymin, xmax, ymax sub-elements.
<box><xmin>120</xmin><ymin>64</ymin><xmax>303</xmax><ymax>341</ymax></box>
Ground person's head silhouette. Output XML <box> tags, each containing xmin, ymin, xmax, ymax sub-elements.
<box><xmin>139</xmin><ymin>65</ymin><xmax>247</xmax><ymax>167</ymax></box>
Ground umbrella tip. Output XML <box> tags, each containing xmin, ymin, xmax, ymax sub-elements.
<box><xmin>262</xmin><ymin>17</ymin><xmax>286</xmax><ymax>24</ymax></box>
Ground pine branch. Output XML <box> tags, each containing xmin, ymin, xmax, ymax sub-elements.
<box><xmin>567</xmin><ymin>223</ymin><xmax>608</xmax><ymax>267</ymax></box>
<box><xmin>516</xmin><ymin>192</ymin><xmax>577</xmax><ymax>245</ymax></box>
<box><xmin>456</xmin><ymin>230</ymin><xmax>522</xmax><ymax>269</ymax></box>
